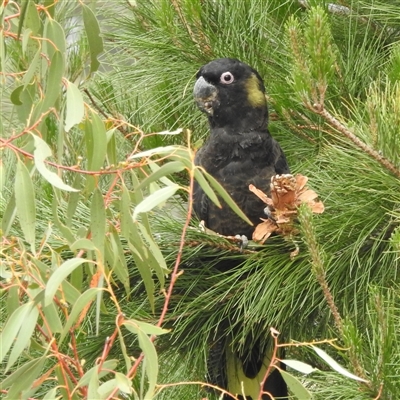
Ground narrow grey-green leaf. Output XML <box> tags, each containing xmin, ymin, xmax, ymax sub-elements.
<box><xmin>1</xmin><ymin>194</ymin><xmax>16</xmax><ymax>236</ymax></box>
<box><xmin>6</xmin><ymin>305</ymin><xmax>39</xmax><ymax>371</ymax></box>
<box><xmin>22</xmin><ymin>48</ymin><xmax>40</xmax><ymax>89</ymax></box>
<box><xmin>194</xmin><ymin>167</ymin><xmax>221</xmax><ymax>208</ymax></box>
<box><xmin>137</xmin><ymin>161</ymin><xmax>185</xmax><ymax>190</ymax></box>
<box><xmin>66</xmin><ymin>173</ymin><xmax>81</xmax><ymax>227</ymax></box>
<box><xmin>115</xmin><ymin>372</ymin><xmax>132</xmax><ymax>394</ymax></box>
<box><xmin>52</xmin><ymin>196</ymin><xmax>75</xmax><ymax>244</ymax></box>
<box><xmin>2</xmin><ymin>356</ymin><xmax>45</xmax><ymax>397</ymax></box>
<box><xmin>70</xmin><ymin>238</ymin><xmax>97</xmax><ymax>252</ymax></box>
<box><xmin>41</xmin><ymin>50</ymin><xmax>64</xmax><ymax>113</ymax></box>
<box><xmin>128</xmin><ymin>145</ymin><xmax>181</xmax><ymax>160</ymax></box>
<box><xmin>31</xmin><ymin>134</ymin><xmax>79</xmax><ymax>191</ymax></box>
<box><xmin>17</xmin><ymin>0</ymin><xmax>29</xmax><ymax>39</ymax></box>
<box><xmin>0</xmin><ymin>159</ymin><xmax>7</xmax><ymax>193</ymax></box>
<box><xmin>43</xmin><ymin>18</ymin><xmax>66</xmax><ymax>59</ymax></box>
<box><xmin>61</xmin><ymin>280</ymin><xmax>85</xmax><ymax>306</ymax></box>
<box><xmin>45</xmin><ymin>258</ymin><xmax>88</xmax><ymax>306</ymax></box>
<box><xmin>138</xmin><ymin>330</ymin><xmax>158</xmax><ymax>399</ymax></box>
<box><xmin>43</xmin><ymin>387</ymin><xmax>58</xmax><ymax>400</ymax></box>
<box><xmin>59</xmin><ymin>288</ymin><xmax>99</xmax><ymax>344</ymax></box>
<box><xmin>90</xmin><ymin>188</ymin><xmax>106</xmax><ymax>260</ymax></box>
<box><xmin>82</xmin><ymin>3</ymin><xmax>103</xmax><ymax>74</ymax></box>
<box><xmin>97</xmin><ymin>379</ymin><xmax>119</xmax><ymax>398</ymax></box>
<box><xmin>65</xmin><ymin>81</ymin><xmax>84</xmax><ymax>132</ymax></box>
<box><xmin>0</xmin><ymin>302</ymin><xmax>33</xmax><ymax>364</ymax></box>
<box><xmin>137</xmin><ymin>222</ymin><xmax>169</xmax><ymax>287</ymax></box>
<box><xmin>77</xmin><ymin>360</ymin><xmax>118</xmax><ymax>388</ymax></box>
<box><xmin>87</xmin><ymin>365</ymin><xmax>100</xmax><ymax>399</ymax></box>
<box><xmin>43</xmin><ymin>302</ymin><xmax>63</xmax><ymax>334</ymax></box>
<box><xmin>15</xmin><ymin>159</ymin><xmax>36</xmax><ymax>252</ymax></box>
<box><xmin>311</xmin><ymin>345</ymin><xmax>369</xmax><ymax>382</ymax></box>
<box><xmin>108</xmin><ymin>228</ymin><xmax>129</xmax><ymax>292</ymax></box>
<box><xmin>123</xmin><ymin>319</ymin><xmax>170</xmax><ymax>336</ymax></box>
<box><xmin>133</xmin><ymin>184</ymin><xmax>180</xmax><ymax>220</ymax></box>
<box><xmin>24</xmin><ymin>0</ymin><xmax>41</xmax><ymax>34</ymax></box>
<box><xmin>87</xmin><ymin>111</ymin><xmax>107</xmax><ymax>171</ymax></box>
<box><xmin>281</xmin><ymin>359</ymin><xmax>317</xmax><ymax>375</ymax></box>
<box><xmin>203</xmin><ymin>169</ymin><xmax>253</xmax><ymax>226</ymax></box>
<box><xmin>280</xmin><ymin>369</ymin><xmax>312</xmax><ymax>399</ymax></box>
<box><xmin>10</xmin><ymin>85</ymin><xmax>24</xmax><ymax>105</ymax></box>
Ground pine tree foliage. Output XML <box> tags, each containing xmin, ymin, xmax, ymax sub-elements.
<box><xmin>90</xmin><ymin>1</ymin><xmax>400</xmax><ymax>398</ymax></box>
<box><xmin>1</xmin><ymin>1</ymin><xmax>399</xmax><ymax>399</ymax></box>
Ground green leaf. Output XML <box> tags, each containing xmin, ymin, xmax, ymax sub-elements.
<box><xmin>106</xmin><ymin>129</ymin><xmax>117</xmax><ymax>165</ymax></box>
<box><xmin>281</xmin><ymin>359</ymin><xmax>317</xmax><ymax>375</ymax></box>
<box><xmin>115</xmin><ymin>372</ymin><xmax>132</xmax><ymax>394</ymax></box>
<box><xmin>280</xmin><ymin>369</ymin><xmax>312</xmax><ymax>400</ymax></box>
<box><xmin>88</xmin><ymin>365</ymin><xmax>100</xmax><ymax>399</ymax></box>
<box><xmin>6</xmin><ymin>304</ymin><xmax>39</xmax><ymax>371</ymax></box>
<box><xmin>311</xmin><ymin>345</ymin><xmax>369</xmax><ymax>382</ymax></box>
<box><xmin>0</xmin><ymin>158</ymin><xmax>7</xmax><ymax>193</ymax></box>
<box><xmin>129</xmin><ymin>145</ymin><xmax>185</xmax><ymax>160</ymax></box>
<box><xmin>123</xmin><ymin>319</ymin><xmax>170</xmax><ymax>336</ymax></box>
<box><xmin>10</xmin><ymin>85</ymin><xmax>24</xmax><ymax>105</ymax></box>
<box><xmin>43</xmin><ymin>387</ymin><xmax>58</xmax><ymax>400</ymax></box>
<box><xmin>77</xmin><ymin>360</ymin><xmax>118</xmax><ymax>388</ymax></box>
<box><xmin>1</xmin><ymin>194</ymin><xmax>17</xmax><ymax>236</ymax></box>
<box><xmin>17</xmin><ymin>0</ymin><xmax>29</xmax><ymax>39</ymax></box>
<box><xmin>90</xmin><ymin>188</ymin><xmax>106</xmax><ymax>260</ymax></box>
<box><xmin>70</xmin><ymin>238</ymin><xmax>97</xmax><ymax>252</ymax></box>
<box><xmin>137</xmin><ymin>222</ymin><xmax>169</xmax><ymax>287</ymax></box>
<box><xmin>60</xmin><ymin>288</ymin><xmax>99</xmax><ymax>344</ymax></box>
<box><xmin>97</xmin><ymin>379</ymin><xmax>119</xmax><ymax>398</ymax></box>
<box><xmin>21</xmin><ymin>28</ymin><xmax>32</xmax><ymax>55</ymax></box>
<box><xmin>45</xmin><ymin>258</ymin><xmax>88</xmax><ymax>306</ymax></box>
<box><xmin>43</xmin><ymin>302</ymin><xmax>63</xmax><ymax>334</ymax></box>
<box><xmin>65</xmin><ymin>81</ymin><xmax>84</xmax><ymax>132</ymax></box>
<box><xmin>62</xmin><ymin>279</ymin><xmax>85</xmax><ymax>306</ymax></box>
<box><xmin>82</xmin><ymin>3</ymin><xmax>104</xmax><ymax>74</ymax></box>
<box><xmin>108</xmin><ymin>228</ymin><xmax>130</xmax><ymax>292</ymax></box>
<box><xmin>31</xmin><ymin>134</ymin><xmax>79</xmax><ymax>192</ymax></box>
<box><xmin>2</xmin><ymin>356</ymin><xmax>46</xmax><ymax>398</ymax></box>
<box><xmin>44</xmin><ymin>50</ymin><xmax>64</xmax><ymax>106</ymax></box>
<box><xmin>51</xmin><ymin>196</ymin><xmax>75</xmax><ymax>244</ymax></box>
<box><xmin>137</xmin><ymin>160</ymin><xmax>185</xmax><ymax>190</ymax></box>
<box><xmin>15</xmin><ymin>158</ymin><xmax>36</xmax><ymax>252</ymax></box>
<box><xmin>85</xmin><ymin>111</ymin><xmax>107</xmax><ymax>171</ymax></box>
<box><xmin>203</xmin><ymin>169</ymin><xmax>253</xmax><ymax>226</ymax></box>
<box><xmin>22</xmin><ymin>48</ymin><xmax>41</xmax><ymax>88</ymax></box>
<box><xmin>24</xmin><ymin>0</ymin><xmax>41</xmax><ymax>35</ymax></box>
<box><xmin>0</xmin><ymin>302</ymin><xmax>33</xmax><ymax>364</ymax></box>
<box><xmin>194</xmin><ymin>167</ymin><xmax>221</xmax><ymax>208</ymax></box>
<box><xmin>133</xmin><ymin>184</ymin><xmax>180</xmax><ymax>220</ymax></box>
<box><xmin>66</xmin><ymin>173</ymin><xmax>82</xmax><ymax>227</ymax></box>
<box><xmin>43</xmin><ymin>18</ymin><xmax>66</xmax><ymax>59</ymax></box>
<box><xmin>40</xmin><ymin>50</ymin><xmax>64</xmax><ymax>114</ymax></box>
<box><xmin>137</xmin><ymin>330</ymin><xmax>158</xmax><ymax>399</ymax></box>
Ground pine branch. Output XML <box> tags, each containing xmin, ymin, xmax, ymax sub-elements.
<box><xmin>309</xmin><ymin>103</ymin><xmax>400</xmax><ymax>179</ymax></box>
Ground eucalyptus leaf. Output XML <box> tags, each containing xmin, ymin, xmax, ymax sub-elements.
<box><xmin>45</xmin><ymin>258</ymin><xmax>88</xmax><ymax>306</ymax></box>
<box><xmin>31</xmin><ymin>134</ymin><xmax>79</xmax><ymax>192</ymax></box>
<box><xmin>65</xmin><ymin>81</ymin><xmax>85</xmax><ymax>132</ymax></box>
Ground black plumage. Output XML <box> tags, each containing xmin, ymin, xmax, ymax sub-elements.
<box><xmin>192</xmin><ymin>58</ymin><xmax>290</xmax><ymax>399</ymax></box>
<box><xmin>193</xmin><ymin>58</ymin><xmax>290</xmax><ymax>238</ymax></box>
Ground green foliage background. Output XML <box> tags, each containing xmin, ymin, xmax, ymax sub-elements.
<box><xmin>1</xmin><ymin>0</ymin><xmax>400</xmax><ymax>399</ymax></box>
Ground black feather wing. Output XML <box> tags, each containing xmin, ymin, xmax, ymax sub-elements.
<box><xmin>193</xmin><ymin>129</ymin><xmax>289</xmax><ymax>237</ymax></box>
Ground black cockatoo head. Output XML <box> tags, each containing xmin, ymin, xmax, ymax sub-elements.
<box><xmin>193</xmin><ymin>58</ymin><xmax>268</xmax><ymax>131</ymax></box>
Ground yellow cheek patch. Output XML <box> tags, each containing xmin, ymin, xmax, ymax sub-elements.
<box><xmin>245</xmin><ymin>73</ymin><xmax>266</xmax><ymax>108</ymax></box>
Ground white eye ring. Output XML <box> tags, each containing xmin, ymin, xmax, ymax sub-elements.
<box><xmin>220</xmin><ymin>71</ymin><xmax>234</xmax><ymax>84</ymax></box>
